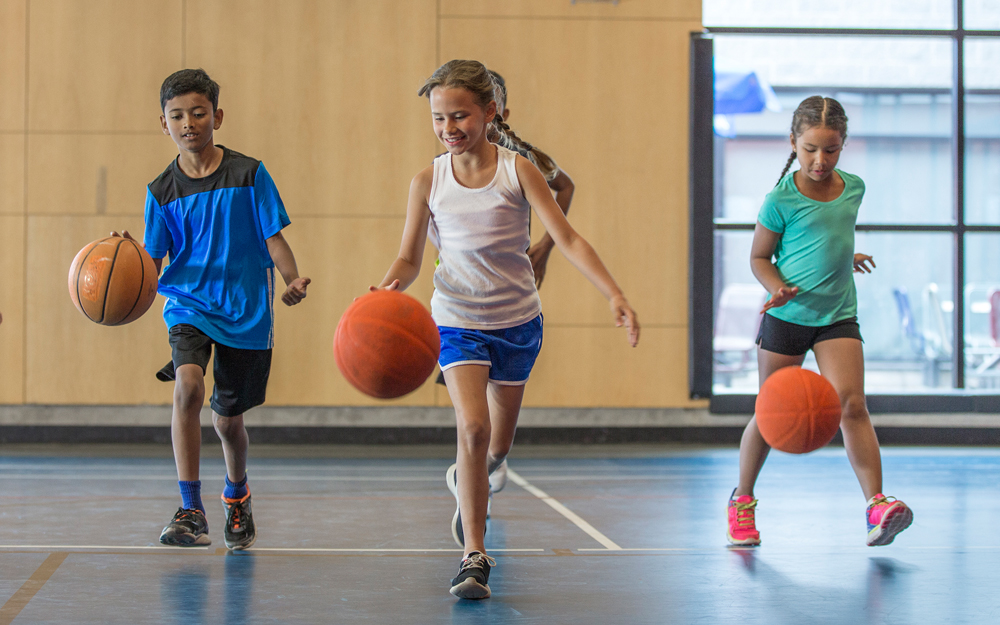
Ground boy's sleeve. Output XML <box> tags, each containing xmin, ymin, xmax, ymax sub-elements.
<box><xmin>143</xmin><ymin>187</ymin><xmax>171</xmax><ymax>259</ymax></box>
<box><xmin>756</xmin><ymin>192</ymin><xmax>785</xmax><ymax>234</ymax></box>
<box><xmin>254</xmin><ymin>163</ymin><xmax>291</xmax><ymax>239</ymax></box>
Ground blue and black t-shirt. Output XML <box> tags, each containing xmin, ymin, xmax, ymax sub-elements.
<box><xmin>143</xmin><ymin>146</ymin><xmax>290</xmax><ymax>350</ymax></box>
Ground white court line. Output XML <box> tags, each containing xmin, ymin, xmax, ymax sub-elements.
<box><xmin>0</xmin><ymin>545</ymin><xmax>541</xmax><ymax>553</ymax></box>
<box><xmin>0</xmin><ymin>545</ymin><xmax>209</xmax><ymax>551</ymax></box>
<box><xmin>250</xmin><ymin>548</ymin><xmax>543</xmax><ymax>553</ymax></box>
<box><xmin>0</xmin><ymin>475</ymin><xmax>442</xmax><ymax>482</ymax></box>
<box><xmin>507</xmin><ymin>469</ymin><xmax>622</xmax><ymax>551</ymax></box>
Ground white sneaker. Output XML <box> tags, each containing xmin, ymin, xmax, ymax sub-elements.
<box><xmin>488</xmin><ymin>459</ymin><xmax>508</xmax><ymax>494</ymax></box>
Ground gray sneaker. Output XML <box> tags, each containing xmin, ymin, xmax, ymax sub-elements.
<box><xmin>160</xmin><ymin>508</ymin><xmax>211</xmax><ymax>546</ymax></box>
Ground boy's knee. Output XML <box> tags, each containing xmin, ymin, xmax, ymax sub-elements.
<box><xmin>173</xmin><ymin>376</ymin><xmax>205</xmax><ymax>411</ymax></box>
<box><xmin>213</xmin><ymin>413</ymin><xmax>245</xmax><ymax>438</ymax></box>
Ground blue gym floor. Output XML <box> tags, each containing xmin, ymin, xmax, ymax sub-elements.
<box><xmin>0</xmin><ymin>443</ymin><xmax>997</xmax><ymax>624</ymax></box>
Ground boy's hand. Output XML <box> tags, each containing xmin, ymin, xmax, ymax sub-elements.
<box><xmin>528</xmin><ymin>242</ymin><xmax>554</xmax><ymax>289</ymax></box>
<box><xmin>282</xmin><ymin>277</ymin><xmax>310</xmax><ymax>306</ymax></box>
<box><xmin>853</xmin><ymin>254</ymin><xmax>875</xmax><ymax>274</ymax></box>
<box><xmin>610</xmin><ymin>294</ymin><xmax>640</xmax><ymax>348</ymax></box>
<box><xmin>110</xmin><ymin>230</ymin><xmax>137</xmax><ymax>241</ymax></box>
<box><xmin>761</xmin><ymin>286</ymin><xmax>799</xmax><ymax>312</ymax></box>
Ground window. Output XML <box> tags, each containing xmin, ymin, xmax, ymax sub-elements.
<box><xmin>696</xmin><ymin>1</ymin><xmax>1000</xmax><ymax>410</ymax></box>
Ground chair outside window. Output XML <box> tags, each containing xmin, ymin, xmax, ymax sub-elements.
<box><xmin>713</xmin><ymin>283</ymin><xmax>768</xmax><ymax>388</ymax></box>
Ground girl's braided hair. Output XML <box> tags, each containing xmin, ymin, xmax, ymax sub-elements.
<box><xmin>778</xmin><ymin>96</ymin><xmax>848</xmax><ymax>186</ymax></box>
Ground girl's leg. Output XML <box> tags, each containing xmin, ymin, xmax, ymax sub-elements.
<box><xmin>443</xmin><ymin>364</ymin><xmax>492</xmax><ymax>557</ymax></box>
<box><xmin>486</xmin><ymin>382</ymin><xmax>526</xmax><ymax>474</ymax></box>
<box><xmin>172</xmin><ymin>364</ymin><xmax>206</xmax><ymax>482</ymax></box>
<box><xmin>213</xmin><ymin>412</ymin><xmax>249</xmax><ymax>484</ymax></box>
<box><xmin>735</xmin><ymin>349</ymin><xmax>805</xmax><ymax>497</ymax></box>
<box><xmin>813</xmin><ymin>337</ymin><xmax>882</xmax><ymax>500</ymax></box>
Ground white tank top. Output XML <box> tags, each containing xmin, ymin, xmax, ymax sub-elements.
<box><xmin>427</xmin><ymin>145</ymin><xmax>542</xmax><ymax>329</ymax></box>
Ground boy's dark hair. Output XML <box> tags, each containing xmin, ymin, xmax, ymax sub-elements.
<box><xmin>160</xmin><ymin>69</ymin><xmax>220</xmax><ymax>112</ymax></box>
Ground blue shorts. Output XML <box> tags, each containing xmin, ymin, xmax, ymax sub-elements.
<box><xmin>438</xmin><ymin>315</ymin><xmax>543</xmax><ymax>386</ymax></box>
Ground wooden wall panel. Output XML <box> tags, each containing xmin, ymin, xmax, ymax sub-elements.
<box><xmin>0</xmin><ymin>0</ymin><xmax>26</xmax><ymax>131</ymax></box>
<box><xmin>186</xmin><ymin>0</ymin><xmax>440</xmax><ymax>220</ymax></box>
<box><xmin>11</xmin><ymin>1</ymin><xmax>702</xmax><ymax>409</ymax></box>
<box><xmin>0</xmin><ymin>216</ymin><xmax>25</xmax><ymax>403</ymax></box>
<box><xmin>27</xmin><ymin>0</ymin><xmax>182</xmax><ymax>132</ymax></box>
<box><xmin>267</xmin><ymin>216</ymin><xmax>439</xmax><ymax>406</ymax></box>
<box><xmin>440</xmin><ymin>18</ymin><xmax>698</xmax><ymax>325</ymax></box>
<box><xmin>524</xmin><ymin>327</ymin><xmax>696</xmax><ymax>407</ymax></box>
<box><xmin>26</xmin><ymin>135</ymin><xmax>177</xmax><ymax>216</ymax></box>
<box><xmin>24</xmin><ymin>216</ymin><xmax>172</xmax><ymax>404</ymax></box>
<box><xmin>0</xmin><ymin>135</ymin><xmax>24</xmax><ymax>215</ymax></box>
<box><xmin>439</xmin><ymin>0</ymin><xmax>699</xmax><ymax>20</ymax></box>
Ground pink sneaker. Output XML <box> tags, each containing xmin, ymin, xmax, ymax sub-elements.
<box><xmin>727</xmin><ymin>491</ymin><xmax>761</xmax><ymax>546</ymax></box>
<box><xmin>866</xmin><ymin>494</ymin><xmax>913</xmax><ymax>546</ymax></box>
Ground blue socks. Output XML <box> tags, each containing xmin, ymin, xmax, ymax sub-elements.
<box><xmin>179</xmin><ymin>475</ymin><xmax>247</xmax><ymax>510</ymax></box>
<box><xmin>223</xmin><ymin>474</ymin><xmax>249</xmax><ymax>500</ymax></box>
<box><xmin>179</xmin><ymin>480</ymin><xmax>204</xmax><ymax>512</ymax></box>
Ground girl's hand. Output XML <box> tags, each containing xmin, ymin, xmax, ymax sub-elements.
<box><xmin>282</xmin><ymin>277</ymin><xmax>311</xmax><ymax>306</ymax></box>
<box><xmin>761</xmin><ymin>286</ymin><xmax>799</xmax><ymax>312</ymax></box>
<box><xmin>369</xmin><ymin>280</ymin><xmax>400</xmax><ymax>293</ymax></box>
<box><xmin>109</xmin><ymin>230</ymin><xmax>137</xmax><ymax>241</ymax></box>
<box><xmin>610</xmin><ymin>294</ymin><xmax>640</xmax><ymax>347</ymax></box>
<box><xmin>357</xmin><ymin>280</ymin><xmax>400</xmax><ymax>301</ymax></box>
<box><xmin>853</xmin><ymin>254</ymin><xmax>875</xmax><ymax>274</ymax></box>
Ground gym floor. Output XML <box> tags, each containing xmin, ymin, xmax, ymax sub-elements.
<box><xmin>0</xmin><ymin>443</ymin><xmax>996</xmax><ymax>624</ymax></box>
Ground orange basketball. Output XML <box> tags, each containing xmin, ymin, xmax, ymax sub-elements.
<box><xmin>68</xmin><ymin>236</ymin><xmax>159</xmax><ymax>326</ymax></box>
<box><xmin>333</xmin><ymin>290</ymin><xmax>440</xmax><ymax>399</ymax></box>
<box><xmin>755</xmin><ymin>366</ymin><xmax>842</xmax><ymax>454</ymax></box>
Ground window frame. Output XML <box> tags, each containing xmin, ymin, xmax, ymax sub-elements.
<box><xmin>690</xmin><ymin>1</ymin><xmax>1000</xmax><ymax>412</ymax></box>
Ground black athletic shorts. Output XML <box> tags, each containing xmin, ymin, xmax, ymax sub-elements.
<box><xmin>156</xmin><ymin>324</ymin><xmax>272</xmax><ymax>417</ymax></box>
<box><xmin>755</xmin><ymin>313</ymin><xmax>863</xmax><ymax>356</ymax></box>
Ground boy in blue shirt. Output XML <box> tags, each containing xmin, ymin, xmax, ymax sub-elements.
<box><xmin>120</xmin><ymin>68</ymin><xmax>309</xmax><ymax>549</ymax></box>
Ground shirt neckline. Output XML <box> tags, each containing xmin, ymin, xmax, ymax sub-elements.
<box><xmin>788</xmin><ymin>169</ymin><xmax>848</xmax><ymax>205</ymax></box>
<box><xmin>171</xmin><ymin>145</ymin><xmax>230</xmax><ymax>185</ymax></box>
<box><xmin>448</xmin><ymin>145</ymin><xmax>502</xmax><ymax>192</ymax></box>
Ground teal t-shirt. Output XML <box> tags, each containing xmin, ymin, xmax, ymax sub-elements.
<box><xmin>757</xmin><ymin>170</ymin><xmax>864</xmax><ymax>327</ymax></box>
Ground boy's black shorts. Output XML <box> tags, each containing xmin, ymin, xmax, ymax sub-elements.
<box><xmin>755</xmin><ymin>313</ymin><xmax>863</xmax><ymax>356</ymax></box>
<box><xmin>156</xmin><ymin>324</ymin><xmax>271</xmax><ymax>417</ymax></box>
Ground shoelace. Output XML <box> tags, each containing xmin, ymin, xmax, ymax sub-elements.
<box><xmin>229</xmin><ymin>506</ymin><xmax>242</xmax><ymax>531</ymax></box>
<box><xmin>733</xmin><ymin>498</ymin><xmax>758</xmax><ymax>528</ymax></box>
<box><xmin>868</xmin><ymin>495</ymin><xmax>894</xmax><ymax>508</ymax></box>
<box><xmin>460</xmin><ymin>552</ymin><xmax>497</xmax><ymax>571</ymax></box>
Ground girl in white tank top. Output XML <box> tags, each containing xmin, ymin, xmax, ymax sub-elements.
<box><xmin>371</xmin><ymin>60</ymin><xmax>640</xmax><ymax>600</ymax></box>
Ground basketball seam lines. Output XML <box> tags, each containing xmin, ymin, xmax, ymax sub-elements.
<box><xmin>75</xmin><ymin>242</ymin><xmax>104</xmax><ymax>323</ymax></box>
<box><xmin>97</xmin><ymin>239</ymin><xmax>124</xmax><ymax>324</ymax></box>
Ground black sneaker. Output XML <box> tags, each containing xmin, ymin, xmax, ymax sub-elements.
<box><xmin>222</xmin><ymin>491</ymin><xmax>257</xmax><ymax>550</ymax></box>
<box><xmin>450</xmin><ymin>552</ymin><xmax>496</xmax><ymax>599</ymax></box>
<box><xmin>160</xmin><ymin>508</ymin><xmax>210</xmax><ymax>546</ymax></box>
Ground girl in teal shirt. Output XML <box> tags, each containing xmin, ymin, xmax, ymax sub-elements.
<box><xmin>727</xmin><ymin>96</ymin><xmax>913</xmax><ymax>548</ymax></box>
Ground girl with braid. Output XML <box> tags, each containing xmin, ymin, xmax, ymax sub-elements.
<box><xmin>371</xmin><ymin>59</ymin><xmax>639</xmax><ymax>599</ymax></box>
<box><xmin>727</xmin><ymin>96</ymin><xmax>913</xmax><ymax>548</ymax></box>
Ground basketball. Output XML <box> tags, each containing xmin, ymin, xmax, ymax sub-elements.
<box><xmin>68</xmin><ymin>236</ymin><xmax>159</xmax><ymax>326</ymax></box>
<box><xmin>755</xmin><ymin>366</ymin><xmax>842</xmax><ymax>454</ymax></box>
<box><xmin>334</xmin><ymin>290</ymin><xmax>441</xmax><ymax>399</ymax></box>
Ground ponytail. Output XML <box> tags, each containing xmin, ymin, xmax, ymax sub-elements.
<box><xmin>492</xmin><ymin>113</ymin><xmax>559</xmax><ymax>181</ymax></box>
